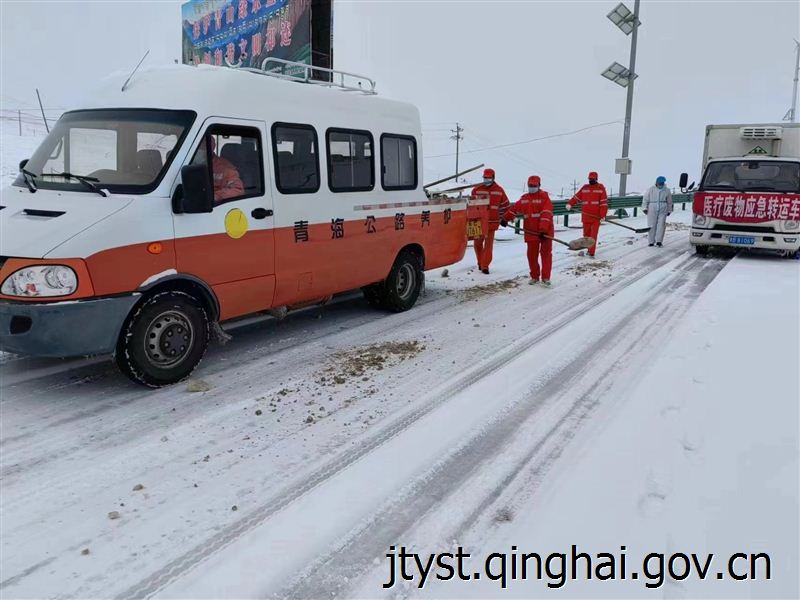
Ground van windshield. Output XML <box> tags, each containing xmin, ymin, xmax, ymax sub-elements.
<box><xmin>700</xmin><ymin>160</ymin><xmax>800</xmax><ymax>193</ymax></box>
<box><xmin>14</xmin><ymin>109</ymin><xmax>196</xmax><ymax>194</ymax></box>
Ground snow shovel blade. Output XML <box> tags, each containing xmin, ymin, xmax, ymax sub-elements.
<box><xmin>540</xmin><ymin>233</ymin><xmax>594</xmax><ymax>251</ymax></box>
<box><xmin>568</xmin><ymin>236</ymin><xmax>595</xmax><ymax>251</ymax></box>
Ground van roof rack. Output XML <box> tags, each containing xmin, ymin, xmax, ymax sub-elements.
<box><xmin>234</xmin><ymin>57</ymin><xmax>377</xmax><ymax>95</ymax></box>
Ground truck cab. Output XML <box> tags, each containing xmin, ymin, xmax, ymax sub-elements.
<box><xmin>690</xmin><ymin>124</ymin><xmax>800</xmax><ymax>256</ymax></box>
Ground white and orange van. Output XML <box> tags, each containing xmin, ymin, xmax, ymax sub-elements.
<box><xmin>0</xmin><ymin>63</ymin><xmax>468</xmax><ymax>386</ymax></box>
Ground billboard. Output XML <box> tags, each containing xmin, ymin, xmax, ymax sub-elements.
<box><xmin>181</xmin><ymin>0</ymin><xmax>331</xmax><ymax>78</ymax></box>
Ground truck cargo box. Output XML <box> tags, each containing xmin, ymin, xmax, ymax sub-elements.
<box><xmin>703</xmin><ymin>123</ymin><xmax>800</xmax><ymax>170</ymax></box>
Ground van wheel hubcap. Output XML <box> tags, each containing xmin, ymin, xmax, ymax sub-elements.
<box><xmin>396</xmin><ymin>263</ymin><xmax>415</xmax><ymax>300</ymax></box>
<box><xmin>144</xmin><ymin>310</ymin><xmax>194</xmax><ymax>368</ymax></box>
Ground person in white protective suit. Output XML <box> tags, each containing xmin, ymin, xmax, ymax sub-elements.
<box><xmin>642</xmin><ymin>176</ymin><xmax>673</xmax><ymax>247</ymax></box>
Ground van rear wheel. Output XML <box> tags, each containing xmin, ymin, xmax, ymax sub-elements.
<box><xmin>115</xmin><ymin>291</ymin><xmax>209</xmax><ymax>387</ymax></box>
<box><xmin>380</xmin><ymin>249</ymin><xmax>424</xmax><ymax>312</ymax></box>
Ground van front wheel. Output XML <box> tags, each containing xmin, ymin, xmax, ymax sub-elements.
<box><xmin>115</xmin><ymin>291</ymin><xmax>209</xmax><ymax>387</ymax></box>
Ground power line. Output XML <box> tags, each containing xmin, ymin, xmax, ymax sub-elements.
<box><xmin>465</xmin><ymin>128</ymin><xmax>573</xmax><ymax>181</ymax></box>
<box><xmin>424</xmin><ymin>119</ymin><xmax>622</xmax><ymax>159</ymax></box>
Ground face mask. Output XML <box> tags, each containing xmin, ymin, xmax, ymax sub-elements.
<box><xmin>483</xmin><ymin>178</ymin><xmax>493</xmax><ymax>186</ymax></box>
<box><xmin>589</xmin><ymin>179</ymin><xmax>597</xmax><ymax>185</ymax></box>
<box><xmin>528</xmin><ymin>186</ymin><xmax>540</xmax><ymax>193</ymax></box>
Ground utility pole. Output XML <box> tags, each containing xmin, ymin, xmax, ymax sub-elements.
<box><xmin>786</xmin><ymin>40</ymin><xmax>800</xmax><ymax>122</ymax></box>
<box><xmin>617</xmin><ymin>0</ymin><xmax>640</xmax><ymax>198</ymax></box>
<box><xmin>450</xmin><ymin>123</ymin><xmax>464</xmax><ymax>180</ymax></box>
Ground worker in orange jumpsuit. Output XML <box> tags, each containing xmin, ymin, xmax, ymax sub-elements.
<box><xmin>209</xmin><ymin>137</ymin><xmax>244</xmax><ymax>203</ymax></box>
<box><xmin>502</xmin><ymin>175</ymin><xmax>554</xmax><ymax>286</ymax></box>
<box><xmin>470</xmin><ymin>168</ymin><xmax>510</xmax><ymax>274</ymax></box>
<box><xmin>565</xmin><ymin>171</ymin><xmax>608</xmax><ymax>257</ymax></box>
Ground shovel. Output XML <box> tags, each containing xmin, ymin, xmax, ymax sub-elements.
<box><xmin>544</xmin><ymin>233</ymin><xmax>596</xmax><ymax>251</ymax></box>
<box><xmin>504</xmin><ymin>223</ymin><xmax>594</xmax><ymax>251</ymax></box>
<box><xmin>603</xmin><ymin>217</ymin><xmax>650</xmax><ymax>234</ymax></box>
<box><xmin>571</xmin><ymin>209</ymin><xmax>650</xmax><ymax>234</ymax></box>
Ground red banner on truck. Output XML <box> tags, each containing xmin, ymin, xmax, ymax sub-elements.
<box><xmin>694</xmin><ymin>191</ymin><xmax>800</xmax><ymax>223</ymax></box>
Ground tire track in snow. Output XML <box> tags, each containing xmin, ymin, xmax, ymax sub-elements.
<box><xmin>0</xmin><ymin>236</ymin><xmax>677</xmax><ymax>596</ymax></box>
<box><xmin>279</xmin><ymin>255</ymin><xmax>728</xmax><ymax>599</ymax></box>
<box><xmin>0</xmin><ymin>245</ymin><xmax>655</xmax><ymax>594</ymax></box>
<box><xmin>115</xmin><ymin>245</ymin><xmax>698</xmax><ymax>600</ymax></box>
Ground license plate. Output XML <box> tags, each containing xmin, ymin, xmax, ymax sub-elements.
<box><xmin>728</xmin><ymin>236</ymin><xmax>755</xmax><ymax>245</ymax></box>
<box><xmin>467</xmin><ymin>219</ymin><xmax>483</xmax><ymax>239</ymax></box>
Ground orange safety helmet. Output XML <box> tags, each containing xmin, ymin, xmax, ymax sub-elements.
<box><xmin>588</xmin><ymin>171</ymin><xmax>599</xmax><ymax>180</ymax></box>
<box><xmin>483</xmin><ymin>168</ymin><xmax>496</xmax><ymax>179</ymax></box>
<box><xmin>527</xmin><ymin>175</ymin><xmax>541</xmax><ymax>187</ymax></box>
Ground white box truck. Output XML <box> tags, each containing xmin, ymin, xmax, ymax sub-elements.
<box><xmin>687</xmin><ymin>123</ymin><xmax>800</xmax><ymax>256</ymax></box>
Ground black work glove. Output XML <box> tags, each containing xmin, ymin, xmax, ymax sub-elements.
<box><xmin>500</xmin><ymin>219</ymin><xmax>508</xmax><ymax>227</ymax></box>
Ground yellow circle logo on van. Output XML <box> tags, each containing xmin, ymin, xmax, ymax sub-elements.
<box><xmin>224</xmin><ymin>208</ymin><xmax>248</xmax><ymax>239</ymax></box>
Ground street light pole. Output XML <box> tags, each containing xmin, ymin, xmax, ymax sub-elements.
<box><xmin>618</xmin><ymin>0</ymin><xmax>640</xmax><ymax>197</ymax></box>
<box><xmin>790</xmin><ymin>40</ymin><xmax>799</xmax><ymax>122</ymax></box>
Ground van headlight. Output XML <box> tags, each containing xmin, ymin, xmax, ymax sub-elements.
<box><xmin>693</xmin><ymin>214</ymin><xmax>708</xmax><ymax>227</ymax></box>
<box><xmin>783</xmin><ymin>220</ymin><xmax>800</xmax><ymax>231</ymax></box>
<box><xmin>1</xmin><ymin>265</ymin><xmax>78</xmax><ymax>297</ymax></box>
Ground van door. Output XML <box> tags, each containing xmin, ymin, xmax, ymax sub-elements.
<box><xmin>173</xmin><ymin>118</ymin><xmax>275</xmax><ymax>320</ymax></box>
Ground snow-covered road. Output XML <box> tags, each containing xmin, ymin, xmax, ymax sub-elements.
<box><xmin>1</xmin><ymin>213</ymin><xmax>797</xmax><ymax>598</ymax></box>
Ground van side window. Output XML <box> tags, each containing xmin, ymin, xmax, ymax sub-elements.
<box><xmin>381</xmin><ymin>134</ymin><xmax>417</xmax><ymax>191</ymax></box>
<box><xmin>189</xmin><ymin>125</ymin><xmax>264</xmax><ymax>205</ymax></box>
<box><xmin>326</xmin><ymin>128</ymin><xmax>374</xmax><ymax>192</ymax></box>
<box><xmin>272</xmin><ymin>123</ymin><xmax>320</xmax><ymax>194</ymax></box>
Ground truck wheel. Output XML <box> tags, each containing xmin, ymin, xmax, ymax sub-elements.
<box><xmin>380</xmin><ymin>249</ymin><xmax>424</xmax><ymax>312</ymax></box>
<box><xmin>115</xmin><ymin>291</ymin><xmax>209</xmax><ymax>387</ymax></box>
<box><xmin>694</xmin><ymin>245</ymin><xmax>709</xmax><ymax>256</ymax></box>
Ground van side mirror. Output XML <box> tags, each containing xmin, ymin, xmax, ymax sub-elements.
<box><xmin>177</xmin><ymin>164</ymin><xmax>213</xmax><ymax>214</ymax></box>
<box><xmin>679</xmin><ymin>172</ymin><xmax>689</xmax><ymax>189</ymax></box>
<box><xmin>19</xmin><ymin>159</ymin><xmax>28</xmax><ymax>171</ymax></box>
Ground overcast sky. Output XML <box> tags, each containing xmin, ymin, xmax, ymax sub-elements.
<box><xmin>2</xmin><ymin>0</ymin><xmax>799</xmax><ymax>195</ymax></box>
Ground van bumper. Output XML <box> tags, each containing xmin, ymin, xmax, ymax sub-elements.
<box><xmin>690</xmin><ymin>228</ymin><xmax>800</xmax><ymax>251</ymax></box>
<box><xmin>0</xmin><ymin>295</ymin><xmax>139</xmax><ymax>358</ymax></box>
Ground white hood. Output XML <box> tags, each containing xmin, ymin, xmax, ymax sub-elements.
<box><xmin>0</xmin><ymin>185</ymin><xmax>133</xmax><ymax>259</ymax></box>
